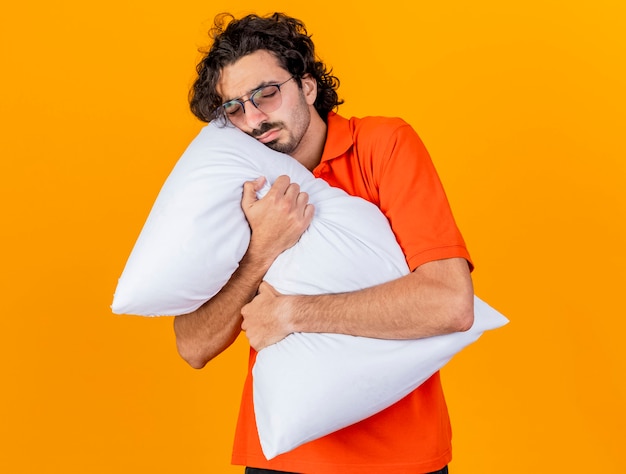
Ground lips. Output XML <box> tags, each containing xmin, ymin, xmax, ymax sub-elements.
<box><xmin>256</xmin><ymin>128</ymin><xmax>281</xmax><ymax>144</ymax></box>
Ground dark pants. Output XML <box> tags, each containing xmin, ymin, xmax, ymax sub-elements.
<box><xmin>245</xmin><ymin>466</ymin><xmax>448</xmax><ymax>474</ymax></box>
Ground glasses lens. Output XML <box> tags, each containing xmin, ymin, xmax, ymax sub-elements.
<box><xmin>251</xmin><ymin>85</ymin><xmax>281</xmax><ymax>114</ymax></box>
<box><xmin>222</xmin><ymin>100</ymin><xmax>243</xmax><ymax>116</ymax></box>
<box><xmin>218</xmin><ymin>81</ymin><xmax>287</xmax><ymax>123</ymax></box>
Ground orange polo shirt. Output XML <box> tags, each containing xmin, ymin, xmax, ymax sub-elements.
<box><xmin>231</xmin><ymin>113</ymin><xmax>472</xmax><ymax>473</ymax></box>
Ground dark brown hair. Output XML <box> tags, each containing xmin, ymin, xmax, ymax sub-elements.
<box><xmin>189</xmin><ymin>12</ymin><xmax>342</xmax><ymax>122</ymax></box>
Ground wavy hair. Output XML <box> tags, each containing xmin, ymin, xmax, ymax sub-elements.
<box><xmin>189</xmin><ymin>12</ymin><xmax>343</xmax><ymax>122</ymax></box>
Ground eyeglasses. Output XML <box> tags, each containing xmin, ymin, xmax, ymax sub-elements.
<box><xmin>217</xmin><ymin>76</ymin><xmax>295</xmax><ymax>122</ymax></box>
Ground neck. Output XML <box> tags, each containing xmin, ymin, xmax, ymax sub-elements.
<box><xmin>291</xmin><ymin>111</ymin><xmax>328</xmax><ymax>171</ymax></box>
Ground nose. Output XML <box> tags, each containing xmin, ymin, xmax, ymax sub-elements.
<box><xmin>242</xmin><ymin>102</ymin><xmax>269</xmax><ymax>129</ymax></box>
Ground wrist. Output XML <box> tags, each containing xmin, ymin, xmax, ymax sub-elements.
<box><xmin>241</xmin><ymin>241</ymin><xmax>279</xmax><ymax>274</ymax></box>
<box><xmin>281</xmin><ymin>294</ymin><xmax>313</xmax><ymax>334</ymax></box>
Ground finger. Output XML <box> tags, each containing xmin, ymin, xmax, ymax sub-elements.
<box><xmin>268</xmin><ymin>175</ymin><xmax>292</xmax><ymax>196</ymax></box>
<box><xmin>258</xmin><ymin>281</ymin><xmax>281</xmax><ymax>297</ymax></box>
<box><xmin>258</xmin><ymin>281</ymin><xmax>273</xmax><ymax>294</ymax></box>
<box><xmin>241</xmin><ymin>177</ymin><xmax>265</xmax><ymax>208</ymax></box>
<box><xmin>296</xmin><ymin>191</ymin><xmax>310</xmax><ymax>209</ymax></box>
<box><xmin>303</xmin><ymin>203</ymin><xmax>315</xmax><ymax>222</ymax></box>
<box><xmin>283</xmin><ymin>182</ymin><xmax>302</xmax><ymax>201</ymax></box>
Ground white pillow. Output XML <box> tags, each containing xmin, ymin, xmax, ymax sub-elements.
<box><xmin>111</xmin><ymin>121</ymin><xmax>508</xmax><ymax>459</ymax></box>
<box><xmin>254</xmin><ymin>296</ymin><xmax>508</xmax><ymax>459</ymax></box>
<box><xmin>111</xmin><ymin>121</ymin><xmax>408</xmax><ymax>315</ymax></box>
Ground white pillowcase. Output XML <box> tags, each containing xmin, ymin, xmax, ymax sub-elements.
<box><xmin>254</xmin><ymin>296</ymin><xmax>508</xmax><ymax>459</ymax></box>
<box><xmin>111</xmin><ymin>121</ymin><xmax>408</xmax><ymax>315</ymax></box>
<box><xmin>111</xmin><ymin>121</ymin><xmax>508</xmax><ymax>459</ymax></box>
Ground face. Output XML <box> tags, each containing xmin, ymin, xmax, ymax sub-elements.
<box><xmin>216</xmin><ymin>50</ymin><xmax>318</xmax><ymax>157</ymax></box>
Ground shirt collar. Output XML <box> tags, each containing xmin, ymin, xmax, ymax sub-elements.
<box><xmin>320</xmin><ymin>112</ymin><xmax>353</xmax><ymax>163</ymax></box>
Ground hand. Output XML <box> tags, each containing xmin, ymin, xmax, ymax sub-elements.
<box><xmin>241</xmin><ymin>175</ymin><xmax>315</xmax><ymax>264</ymax></box>
<box><xmin>241</xmin><ymin>282</ymin><xmax>293</xmax><ymax>351</ymax></box>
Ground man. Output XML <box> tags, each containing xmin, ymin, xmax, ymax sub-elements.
<box><xmin>174</xmin><ymin>12</ymin><xmax>474</xmax><ymax>474</ymax></box>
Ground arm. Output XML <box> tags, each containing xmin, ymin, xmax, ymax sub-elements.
<box><xmin>241</xmin><ymin>257</ymin><xmax>474</xmax><ymax>351</ymax></box>
<box><xmin>241</xmin><ymin>117</ymin><xmax>474</xmax><ymax>351</ymax></box>
<box><xmin>174</xmin><ymin>175</ymin><xmax>314</xmax><ymax>368</ymax></box>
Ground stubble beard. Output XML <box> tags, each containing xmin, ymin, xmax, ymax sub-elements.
<box><xmin>251</xmin><ymin>94</ymin><xmax>311</xmax><ymax>155</ymax></box>
<box><xmin>251</xmin><ymin>121</ymin><xmax>292</xmax><ymax>153</ymax></box>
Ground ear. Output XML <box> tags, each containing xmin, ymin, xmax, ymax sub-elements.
<box><xmin>300</xmin><ymin>74</ymin><xmax>318</xmax><ymax>105</ymax></box>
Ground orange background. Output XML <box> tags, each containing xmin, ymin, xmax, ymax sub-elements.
<box><xmin>1</xmin><ymin>1</ymin><xmax>624</xmax><ymax>472</ymax></box>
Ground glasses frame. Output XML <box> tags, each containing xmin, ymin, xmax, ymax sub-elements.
<box><xmin>217</xmin><ymin>76</ymin><xmax>296</xmax><ymax>120</ymax></box>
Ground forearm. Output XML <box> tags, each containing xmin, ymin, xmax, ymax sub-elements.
<box><xmin>174</xmin><ymin>175</ymin><xmax>314</xmax><ymax>367</ymax></box>
<box><xmin>285</xmin><ymin>258</ymin><xmax>474</xmax><ymax>340</ymax></box>
<box><xmin>173</xmin><ymin>247</ymin><xmax>274</xmax><ymax>368</ymax></box>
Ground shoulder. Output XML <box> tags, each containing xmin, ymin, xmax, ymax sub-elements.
<box><xmin>349</xmin><ymin>115</ymin><xmax>413</xmax><ymax>136</ymax></box>
<box><xmin>326</xmin><ymin>113</ymin><xmax>419</xmax><ymax>149</ymax></box>
<box><xmin>347</xmin><ymin>116</ymin><xmax>422</xmax><ymax>151</ymax></box>
<box><xmin>343</xmin><ymin>116</ymin><xmax>427</xmax><ymax>165</ymax></box>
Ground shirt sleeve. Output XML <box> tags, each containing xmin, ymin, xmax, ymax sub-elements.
<box><xmin>358</xmin><ymin>118</ymin><xmax>472</xmax><ymax>271</ymax></box>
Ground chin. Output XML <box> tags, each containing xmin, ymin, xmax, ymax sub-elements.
<box><xmin>266</xmin><ymin>140</ymin><xmax>295</xmax><ymax>155</ymax></box>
